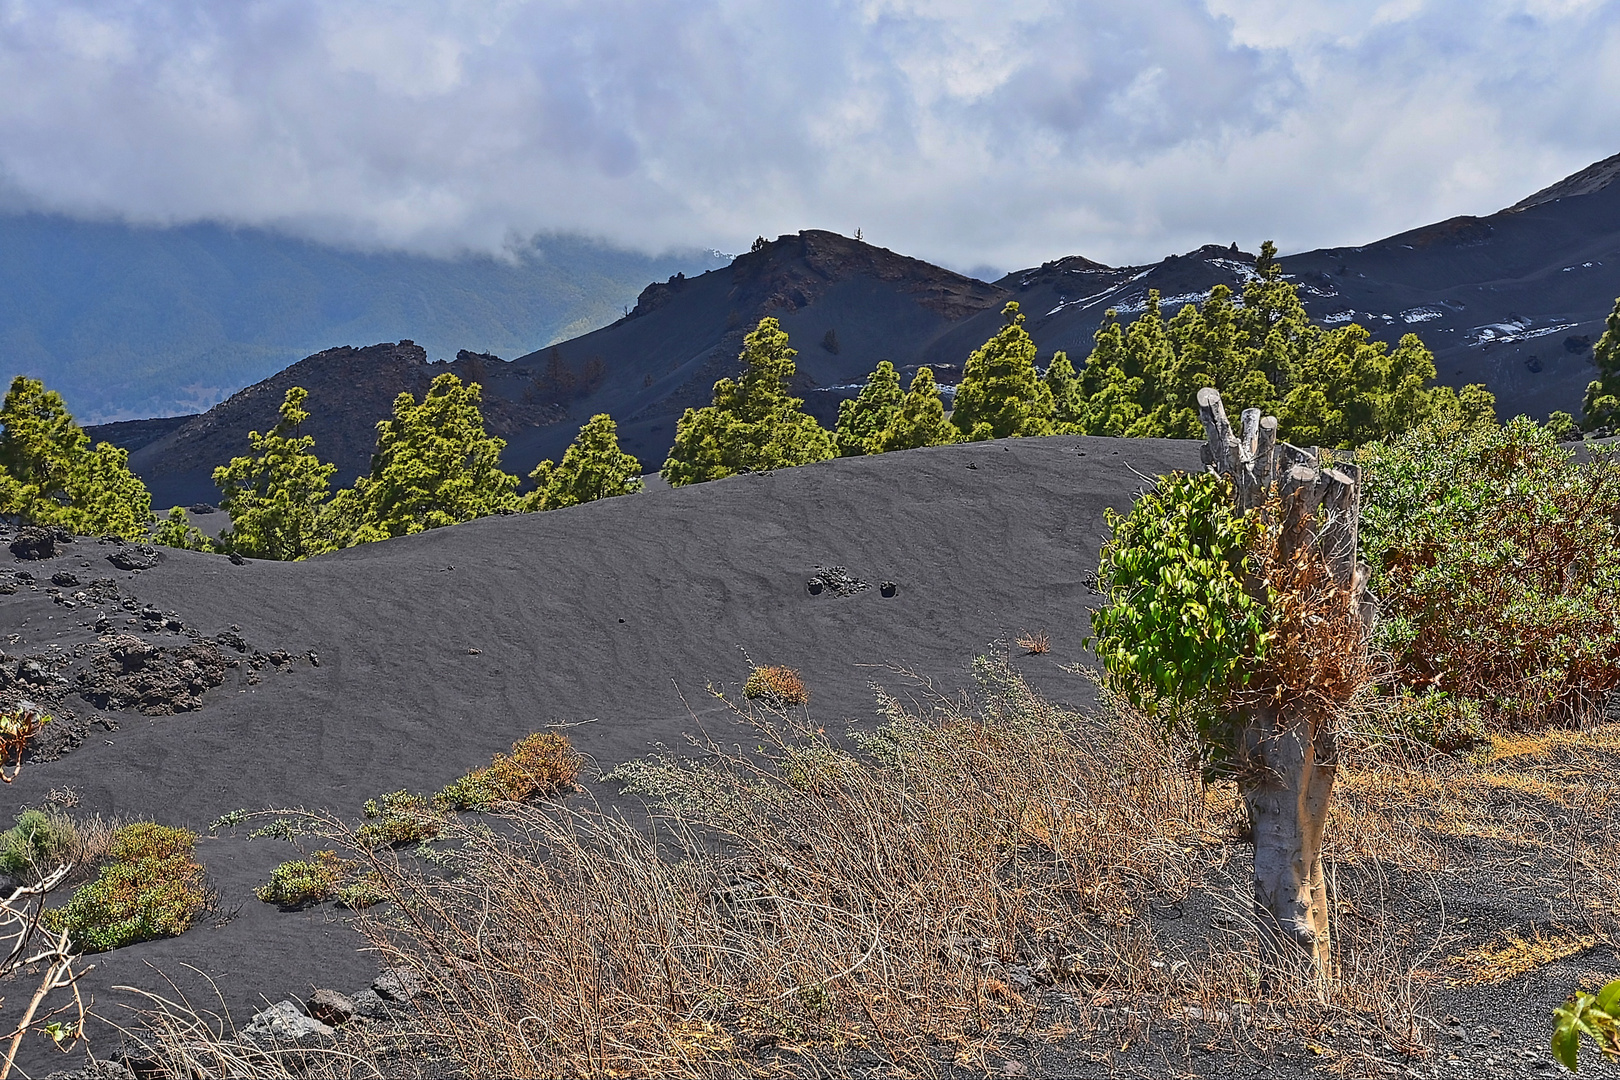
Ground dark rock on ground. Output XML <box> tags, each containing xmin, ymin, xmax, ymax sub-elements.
<box><xmin>107</xmin><ymin>546</ymin><xmax>159</xmax><ymax>572</ymax></box>
<box><xmin>10</xmin><ymin>527</ymin><xmax>57</xmax><ymax>560</ymax></box>
<box><xmin>307</xmin><ymin>988</ymin><xmax>357</xmax><ymax>1026</ymax></box>
<box><xmin>372</xmin><ymin>966</ymin><xmax>424</xmax><ymax>1003</ymax></box>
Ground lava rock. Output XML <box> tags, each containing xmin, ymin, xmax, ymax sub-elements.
<box><xmin>307</xmin><ymin>988</ymin><xmax>357</xmax><ymax>1026</ymax></box>
<box><xmin>107</xmin><ymin>546</ymin><xmax>159</xmax><ymax>572</ymax></box>
<box><xmin>349</xmin><ymin>988</ymin><xmax>396</xmax><ymax>1019</ymax></box>
<box><xmin>242</xmin><ymin>1000</ymin><xmax>334</xmax><ymax>1044</ymax></box>
<box><xmin>107</xmin><ymin>635</ymin><xmax>152</xmax><ymax>673</ymax></box>
<box><xmin>10</xmin><ymin>528</ymin><xmax>56</xmax><ymax>561</ymax></box>
<box><xmin>372</xmin><ymin>966</ymin><xmax>424</xmax><ymax>1002</ymax></box>
<box><xmin>51</xmin><ymin>571</ymin><xmax>79</xmax><ymax>587</ymax></box>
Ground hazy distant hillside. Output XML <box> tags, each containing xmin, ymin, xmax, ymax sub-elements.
<box><xmin>0</xmin><ymin>214</ymin><xmax>729</xmax><ymax>423</ymax></box>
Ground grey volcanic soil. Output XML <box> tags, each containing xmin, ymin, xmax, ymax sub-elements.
<box><xmin>0</xmin><ymin>435</ymin><xmax>1197</xmax><ymax>1062</ymax></box>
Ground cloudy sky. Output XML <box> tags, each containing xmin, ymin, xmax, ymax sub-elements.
<box><xmin>0</xmin><ymin>0</ymin><xmax>1616</xmax><ymax>274</ymax></box>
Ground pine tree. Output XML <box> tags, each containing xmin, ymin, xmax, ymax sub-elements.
<box><xmin>1044</xmin><ymin>352</ymin><xmax>1086</xmax><ymax>433</ymax></box>
<box><xmin>1068</xmin><ymin>242</ymin><xmax>1453</xmax><ymax>448</ymax></box>
<box><xmin>333</xmin><ymin>374</ymin><xmax>519</xmax><ymax>544</ymax></box>
<box><xmin>871</xmin><ymin>368</ymin><xmax>959</xmax><ymax>453</ymax></box>
<box><xmin>0</xmin><ymin>376</ymin><xmax>152</xmax><ymax>538</ymax></box>
<box><xmin>1581</xmin><ymin>296</ymin><xmax>1620</xmax><ymax>431</ymax></box>
<box><xmin>950</xmin><ymin>303</ymin><xmax>1056</xmax><ymax>441</ymax></box>
<box><xmin>152</xmin><ymin>507</ymin><xmax>211</xmax><ymax>551</ymax></box>
<box><xmin>835</xmin><ymin>361</ymin><xmax>904</xmax><ymax>456</ymax></box>
<box><xmin>525</xmin><ymin>414</ymin><xmax>643</xmax><ymax>511</ymax></box>
<box><xmin>661</xmin><ymin>318</ymin><xmax>835</xmax><ymax>485</ymax></box>
<box><xmin>213</xmin><ymin>387</ymin><xmax>338</xmax><ymax>560</ymax></box>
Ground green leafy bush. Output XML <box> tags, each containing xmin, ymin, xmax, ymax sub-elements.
<box><xmin>1553</xmin><ymin>977</ymin><xmax>1620</xmax><ymax>1072</ymax></box>
<box><xmin>1358</xmin><ymin>415</ymin><xmax>1620</xmax><ymax>726</ymax></box>
<box><xmin>335</xmin><ymin>872</ymin><xmax>388</xmax><ymax>910</ymax></box>
<box><xmin>436</xmin><ymin>733</ymin><xmax>582</xmax><ymax>811</ymax></box>
<box><xmin>0</xmin><ymin>809</ymin><xmax>78</xmax><ymax>881</ymax></box>
<box><xmin>43</xmin><ymin>823</ymin><xmax>206</xmax><ymax>953</ymax></box>
<box><xmin>357</xmin><ymin>791</ymin><xmax>444</xmax><ymax>848</ymax></box>
<box><xmin>1086</xmin><ymin>470</ymin><xmax>1271</xmax><ymax>774</ymax></box>
<box><xmin>256</xmin><ymin>850</ymin><xmax>350</xmax><ymax>908</ymax></box>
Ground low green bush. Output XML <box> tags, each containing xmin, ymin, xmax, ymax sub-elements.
<box><xmin>256</xmin><ymin>850</ymin><xmax>349</xmax><ymax>908</ymax></box>
<box><xmin>43</xmin><ymin>823</ymin><xmax>206</xmax><ymax>953</ymax></box>
<box><xmin>357</xmin><ymin>791</ymin><xmax>443</xmax><ymax>849</ymax></box>
<box><xmin>335</xmin><ymin>872</ymin><xmax>387</xmax><ymax>910</ymax></box>
<box><xmin>0</xmin><ymin>809</ymin><xmax>78</xmax><ymax>881</ymax></box>
<box><xmin>1358</xmin><ymin>415</ymin><xmax>1620</xmax><ymax>730</ymax></box>
<box><xmin>436</xmin><ymin>733</ymin><xmax>581</xmax><ymax>811</ymax></box>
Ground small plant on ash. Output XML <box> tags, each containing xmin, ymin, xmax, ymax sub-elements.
<box><xmin>256</xmin><ymin>849</ymin><xmax>386</xmax><ymax>910</ymax></box>
<box><xmin>1015</xmin><ymin>630</ymin><xmax>1051</xmax><ymax>655</ymax></box>
<box><xmin>743</xmin><ymin>665</ymin><xmax>809</xmax><ymax>706</ymax></box>
<box><xmin>356</xmin><ymin>791</ymin><xmax>443</xmax><ymax>849</ymax></box>
<box><xmin>43</xmin><ymin>822</ymin><xmax>207</xmax><ymax>953</ymax></box>
<box><xmin>436</xmin><ymin>732</ymin><xmax>582</xmax><ymax>811</ymax></box>
<box><xmin>0</xmin><ymin>703</ymin><xmax>51</xmax><ymax>782</ymax></box>
<box><xmin>255</xmin><ymin>850</ymin><xmax>351</xmax><ymax>909</ymax></box>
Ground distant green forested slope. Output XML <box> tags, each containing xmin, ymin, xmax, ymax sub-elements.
<box><xmin>0</xmin><ymin>214</ymin><xmax>729</xmax><ymax>423</ymax></box>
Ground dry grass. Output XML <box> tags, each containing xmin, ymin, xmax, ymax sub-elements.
<box><xmin>742</xmin><ymin>664</ymin><xmax>809</xmax><ymax>705</ymax></box>
<box><xmin>1015</xmin><ymin>630</ymin><xmax>1050</xmax><ymax>655</ymax></box>
<box><xmin>436</xmin><ymin>732</ymin><xmax>582</xmax><ymax>810</ymax></box>
<box><xmin>280</xmin><ymin>658</ymin><xmax>1454</xmax><ymax>1078</ymax></box>
<box><xmin>1445</xmin><ymin>926</ymin><xmax>1599</xmax><ymax>986</ymax></box>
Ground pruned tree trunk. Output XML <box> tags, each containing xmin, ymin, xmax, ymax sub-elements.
<box><xmin>1195</xmin><ymin>387</ymin><xmax>1374</xmax><ymax>987</ymax></box>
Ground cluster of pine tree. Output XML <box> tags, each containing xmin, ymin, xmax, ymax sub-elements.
<box><xmin>0</xmin><ymin>378</ymin><xmax>152</xmax><ymax>539</ymax></box>
<box><xmin>0</xmin><ymin>371</ymin><xmax>645</xmax><ymax>561</ymax></box>
<box><xmin>661</xmin><ymin>242</ymin><xmax>1508</xmax><ymax>487</ymax></box>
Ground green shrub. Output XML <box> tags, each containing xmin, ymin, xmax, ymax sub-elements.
<box><xmin>256</xmin><ymin>850</ymin><xmax>350</xmax><ymax>908</ymax></box>
<box><xmin>1358</xmin><ymin>415</ymin><xmax>1620</xmax><ymax>728</ymax></box>
<box><xmin>357</xmin><ymin>791</ymin><xmax>444</xmax><ymax>849</ymax></box>
<box><xmin>43</xmin><ymin>823</ymin><xmax>206</xmax><ymax>953</ymax></box>
<box><xmin>1086</xmin><ymin>470</ymin><xmax>1271</xmax><ymax>775</ymax></box>
<box><xmin>335</xmin><ymin>872</ymin><xmax>387</xmax><ymax>910</ymax></box>
<box><xmin>436</xmin><ymin>733</ymin><xmax>582</xmax><ymax>811</ymax></box>
<box><xmin>1373</xmin><ymin>690</ymin><xmax>1488</xmax><ymax>754</ymax></box>
<box><xmin>742</xmin><ymin>666</ymin><xmax>810</xmax><ymax>706</ymax></box>
<box><xmin>0</xmin><ymin>809</ymin><xmax>78</xmax><ymax>881</ymax></box>
<box><xmin>1553</xmin><ymin>976</ymin><xmax>1620</xmax><ymax>1072</ymax></box>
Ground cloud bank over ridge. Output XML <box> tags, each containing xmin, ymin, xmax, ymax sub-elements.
<box><xmin>0</xmin><ymin>0</ymin><xmax>1615</xmax><ymax>272</ymax></box>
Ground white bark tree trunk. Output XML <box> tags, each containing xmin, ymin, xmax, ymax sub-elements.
<box><xmin>1195</xmin><ymin>387</ymin><xmax>1372</xmax><ymax>989</ymax></box>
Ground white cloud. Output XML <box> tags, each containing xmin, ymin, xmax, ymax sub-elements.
<box><xmin>0</xmin><ymin>0</ymin><xmax>1613</xmax><ymax>272</ymax></box>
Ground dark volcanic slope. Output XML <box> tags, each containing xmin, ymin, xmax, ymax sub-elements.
<box><xmin>0</xmin><ymin>434</ymin><xmax>1198</xmax><ymax>1044</ymax></box>
<box><xmin>502</xmin><ymin>228</ymin><xmax>1009</xmax><ymax>473</ymax></box>
<box><xmin>1279</xmin><ymin>170</ymin><xmax>1620</xmax><ymax>422</ymax></box>
<box><xmin>106</xmin><ymin>341</ymin><xmax>567</xmax><ymax>508</ymax></box>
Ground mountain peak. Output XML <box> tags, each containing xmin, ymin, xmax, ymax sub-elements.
<box><xmin>1505</xmin><ymin>150</ymin><xmax>1620</xmax><ymax>213</ymax></box>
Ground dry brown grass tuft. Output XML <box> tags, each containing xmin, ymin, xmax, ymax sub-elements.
<box><xmin>1445</xmin><ymin>926</ymin><xmax>1598</xmax><ymax>986</ymax></box>
<box><xmin>742</xmin><ymin>664</ymin><xmax>809</xmax><ymax>705</ymax></box>
<box><xmin>275</xmin><ymin>659</ymin><xmax>1453</xmax><ymax>1078</ymax></box>
<box><xmin>1015</xmin><ymin>630</ymin><xmax>1051</xmax><ymax>655</ymax></box>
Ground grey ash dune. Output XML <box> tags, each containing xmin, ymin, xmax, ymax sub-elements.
<box><xmin>2</xmin><ymin>435</ymin><xmax>1615</xmax><ymax>1077</ymax></box>
<box><xmin>92</xmin><ymin>152</ymin><xmax>1620</xmax><ymax>510</ymax></box>
<box><xmin>0</xmin><ymin>435</ymin><xmax>1194</xmax><ymax>1059</ymax></box>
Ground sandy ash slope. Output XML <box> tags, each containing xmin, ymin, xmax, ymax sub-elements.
<box><xmin>0</xmin><ymin>435</ymin><xmax>1199</xmax><ymax>1066</ymax></box>
<box><xmin>11</xmin><ymin>444</ymin><xmax>1617</xmax><ymax>1078</ymax></box>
